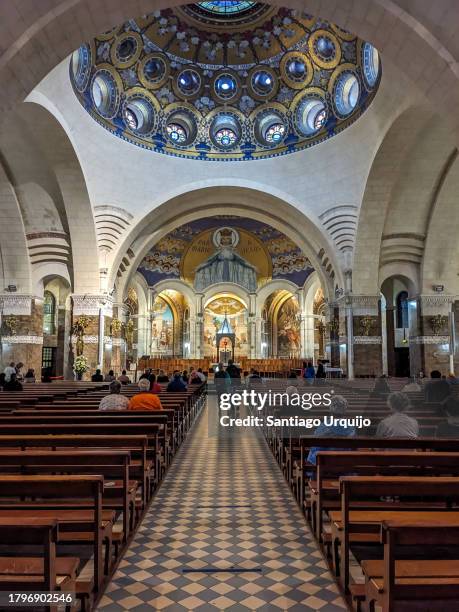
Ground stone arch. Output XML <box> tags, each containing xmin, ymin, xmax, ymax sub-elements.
<box><xmin>113</xmin><ymin>185</ymin><xmax>337</xmax><ymax>302</ymax></box>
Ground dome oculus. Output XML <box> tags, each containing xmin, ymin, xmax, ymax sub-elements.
<box><xmin>70</xmin><ymin>4</ymin><xmax>381</xmax><ymax>161</ymax></box>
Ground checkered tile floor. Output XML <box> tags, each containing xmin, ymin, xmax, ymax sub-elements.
<box><xmin>97</xmin><ymin>396</ymin><xmax>347</xmax><ymax>611</ymax></box>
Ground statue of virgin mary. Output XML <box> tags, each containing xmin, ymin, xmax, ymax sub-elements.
<box><xmin>194</xmin><ymin>227</ymin><xmax>258</xmax><ymax>293</ymax></box>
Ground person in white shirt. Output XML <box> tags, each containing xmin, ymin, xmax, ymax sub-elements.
<box><xmin>99</xmin><ymin>381</ymin><xmax>129</xmax><ymax>411</ymax></box>
<box><xmin>3</xmin><ymin>362</ymin><xmax>16</xmax><ymax>383</ymax></box>
<box><xmin>376</xmin><ymin>391</ymin><xmax>419</xmax><ymax>439</ymax></box>
<box><xmin>401</xmin><ymin>376</ymin><xmax>422</xmax><ymax>392</ymax></box>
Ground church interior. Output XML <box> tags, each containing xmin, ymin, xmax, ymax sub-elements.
<box><xmin>0</xmin><ymin>1</ymin><xmax>459</xmax><ymax>610</ymax></box>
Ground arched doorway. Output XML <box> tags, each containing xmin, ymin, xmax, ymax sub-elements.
<box><xmin>381</xmin><ymin>276</ymin><xmax>412</xmax><ymax>377</ymax></box>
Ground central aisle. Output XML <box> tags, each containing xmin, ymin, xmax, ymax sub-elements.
<box><xmin>98</xmin><ymin>397</ymin><xmax>347</xmax><ymax>611</ymax></box>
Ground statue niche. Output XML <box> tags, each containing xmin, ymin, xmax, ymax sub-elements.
<box><xmin>194</xmin><ymin>227</ymin><xmax>257</xmax><ymax>293</ymax></box>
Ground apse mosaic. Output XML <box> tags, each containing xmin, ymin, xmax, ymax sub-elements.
<box><xmin>138</xmin><ymin>216</ymin><xmax>313</xmax><ymax>288</ymax></box>
<box><xmin>70</xmin><ymin>2</ymin><xmax>381</xmax><ymax>161</ymax></box>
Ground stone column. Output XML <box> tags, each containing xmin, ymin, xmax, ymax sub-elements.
<box><xmin>71</xmin><ymin>295</ymin><xmax>113</xmax><ymax>379</ymax></box>
<box><xmin>194</xmin><ymin>294</ymin><xmax>204</xmax><ymax>359</ymax></box>
<box><xmin>0</xmin><ymin>294</ymin><xmax>43</xmax><ymax>375</ymax></box>
<box><xmin>410</xmin><ymin>295</ymin><xmax>454</xmax><ymax>376</ymax></box>
<box><xmin>350</xmin><ymin>295</ymin><xmax>382</xmax><ymax>378</ymax></box>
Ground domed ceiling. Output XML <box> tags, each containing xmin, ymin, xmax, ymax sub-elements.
<box><xmin>138</xmin><ymin>216</ymin><xmax>314</xmax><ymax>288</ymax></box>
<box><xmin>70</xmin><ymin>1</ymin><xmax>381</xmax><ymax>161</ymax></box>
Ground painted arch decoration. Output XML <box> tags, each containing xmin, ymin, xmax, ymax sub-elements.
<box><xmin>138</xmin><ymin>216</ymin><xmax>314</xmax><ymax>289</ymax></box>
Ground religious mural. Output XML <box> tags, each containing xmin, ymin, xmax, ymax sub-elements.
<box><xmin>151</xmin><ymin>297</ymin><xmax>174</xmax><ymax>355</ymax></box>
<box><xmin>202</xmin><ymin>296</ymin><xmax>248</xmax><ymax>360</ymax></box>
<box><xmin>277</xmin><ymin>296</ymin><xmax>301</xmax><ymax>357</ymax></box>
<box><xmin>138</xmin><ymin>216</ymin><xmax>313</xmax><ymax>289</ymax></box>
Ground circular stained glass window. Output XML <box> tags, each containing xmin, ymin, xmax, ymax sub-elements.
<box><xmin>215</xmin><ymin>128</ymin><xmax>237</xmax><ymax>147</ymax></box>
<box><xmin>362</xmin><ymin>42</ymin><xmax>380</xmax><ymax>88</ymax></box>
<box><xmin>265</xmin><ymin>123</ymin><xmax>286</xmax><ymax>143</ymax></box>
<box><xmin>197</xmin><ymin>1</ymin><xmax>256</xmax><ymax>15</ymax></box>
<box><xmin>177</xmin><ymin>69</ymin><xmax>201</xmax><ymax>96</ymax></box>
<box><xmin>252</xmin><ymin>70</ymin><xmax>274</xmax><ymax>96</ymax></box>
<box><xmin>166</xmin><ymin>123</ymin><xmax>187</xmax><ymax>143</ymax></box>
<box><xmin>214</xmin><ymin>74</ymin><xmax>237</xmax><ymax>100</ymax></box>
<box><xmin>334</xmin><ymin>72</ymin><xmax>360</xmax><ymax>116</ymax></box>
<box><xmin>124</xmin><ymin>108</ymin><xmax>138</xmax><ymax>130</ymax></box>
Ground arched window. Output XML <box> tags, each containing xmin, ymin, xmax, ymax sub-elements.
<box><xmin>43</xmin><ymin>291</ymin><xmax>56</xmax><ymax>335</ymax></box>
<box><xmin>396</xmin><ymin>291</ymin><xmax>409</xmax><ymax>328</ymax></box>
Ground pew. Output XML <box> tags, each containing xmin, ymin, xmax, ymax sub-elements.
<box><xmin>0</xmin><ymin>518</ymin><xmax>78</xmax><ymax>612</ymax></box>
<box><xmin>0</xmin><ymin>475</ymin><xmax>106</xmax><ymax>598</ymax></box>
<box><xmin>337</xmin><ymin>476</ymin><xmax>459</xmax><ymax>594</ymax></box>
<box><xmin>363</xmin><ymin>521</ymin><xmax>459</xmax><ymax>611</ymax></box>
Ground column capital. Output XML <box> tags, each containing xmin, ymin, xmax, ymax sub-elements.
<box><xmin>72</xmin><ymin>294</ymin><xmax>113</xmax><ymax>316</ymax></box>
<box><xmin>0</xmin><ymin>294</ymin><xmax>35</xmax><ymax>315</ymax></box>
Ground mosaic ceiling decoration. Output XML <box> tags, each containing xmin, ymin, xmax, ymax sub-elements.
<box><xmin>70</xmin><ymin>2</ymin><xmax>381</xmax><ymax>161</ymax></box>
<box><xmin>138</xmin><ymin>216</ymin><xmax>313</xmax><ymax>288</ymax></box>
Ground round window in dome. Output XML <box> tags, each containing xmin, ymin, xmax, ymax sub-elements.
<box><xmin>139</xmin><ymin>54</ymin><xmax>169</xmax><ymax>89</ymax></box>
<box><xmin>123</xmin><ymin>96</ymin><xmax>156</xmax><ymax>135</ymax></box>
<box><xmin>117</xmin><ymin>38</ymin><xmax>136</xmax><ymax>61</ymax></box>
<box><xmin>210</xmin><ymin>114</ymin><xmax>242</xmax><ymax>150</ymax></box>
<box><xmin>315</xmin><ymin>36</ymin><xmax>335</xmax><ymax>59</ymax></box>
<box><xmin>144</xmin><ymin>58</ymin><xmax>165</xmax><ymax>82</ymax></box>
<box><xmin>295</xmin><ymin>96</ymin><xmax>328</xmax><ymax>136</ymax></box>
<box><xmin>165</xmin><ymin>109</ymin><xmax>198</xmax><ymax>147</ymax></box>
<box><xmin>213</xmin><ymin>73</ymin><xmax>239</xmax><ymax>101</ymax></box>
<box><xmin>254</xmin><ymin>110</ymin><xmax>288</xmax><ymax>147</ymax></box>
<box><xmin>334</xmin><ymin>72</ymin><xmax>360</xmax><ymax>116</ymax></box>
<box><xmin>215</xmin><ymin>128</ymin><xmax>237</xmax><ymax>147</ymax></box>
<box><xmin>249</xmin><ymin>68</ymin><xmax>277</xmax><ymax>99</ymax></box>
<box><xmin>362</xmin><ymin>42</ymin><xmax>380</xmax><ymax>88</ymax></box>
<box><xmin>91</xmin><ymin>71</ymin><xmax>119</xmax><ymax>118</ymax></box>
<box><xmin>166</xmin><ymin>123</ymin><xmax>187</xmax><ymax>144</ymax></box>
<box><xmin>280</xmin><ymin>52</ymin><xmax>312</xmax><ymax>89</ymax></box>
<box><xmin>176</xmin><ymin>69</ymin><xmax>202</xmax><ymax>97</ymax></box>
<box><xmin>71</xmin><ymin>45</ymin><xmax>91</xmax><ymax>92</ymax></box>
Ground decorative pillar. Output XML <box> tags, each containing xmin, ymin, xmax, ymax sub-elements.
<box><xmin>71</xmin><ymin>295</ymin><xmax>113</xmax><ymax>378</ymax></box>
<box><xmin>349</xmin><ymin>295</ymin><xmax>382</xmax><ymax>378</ymax></box>
<box><xmin>0</xmin><ymin>294</ymin><xmax>43</xmax><ymax>376</ymax></box>
<box><xmin>110</xmin><ymin>303</ymin><xmax>129</xmax><ymax>374</ymax></box>
<box><xmin>410</xmin><ymin>295</ymin><xmax>454</xmax><ymax>376</ymax></box>
<box><xmin>195</xmin><ymin>293</ymin><xmax>204</xmax><ymax>359</ymax></box>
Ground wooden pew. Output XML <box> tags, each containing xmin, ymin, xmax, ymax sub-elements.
<box><xmin>0</xmin><ymin>475</ymin><xmax>105</xmax><ymax>596</ymax></box>
<box><xmin>0</xmin><ymin>450</ymin><xmax>133</xmax><ymax>545</ymax></box>
<box><xmin>337</xmin><ymin>476</ymin><xmax>459</xmax><ymax>594</ymax></box>
<box><xmin>0</xmin><ymin>518</ymin><xmax>78</xmax><ymax>612</ymax></box>
<box><xmin>363</xmin><ymin>521</ymin><xmax>459</xmax><ymax>611</ymax></box>
<box><xmin>313</xmin><ymin>450</ymin><xmax>459</xmax><ymax>542</ymax></box>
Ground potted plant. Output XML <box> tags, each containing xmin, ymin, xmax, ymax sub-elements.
<box><xmin>74</xmin><ymin>355</ymin><xmax>89</xmax><ymax>381</ymax></box>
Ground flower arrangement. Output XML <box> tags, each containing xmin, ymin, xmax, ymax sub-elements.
<box><xmin>74</xmin><ymin>355</ymin><xmax>89</xmax><ymax>379</ymax></box>
<box><xmin>111</xmin><ymin>318</ymin><xmax>122</xmax><ymax>335</ymax></box>
<box><xmin>71</xmin><ymin>315</ymin><xmax>91</xmax><ymax>335</ymax></box>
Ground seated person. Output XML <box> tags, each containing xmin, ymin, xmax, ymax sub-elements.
<box><xmin>167</xmin><ymin>371</ymin><xmax>187</xmax><ymax>392</ymax></box>
<box><xmin>402</xmin><ymin>376</ymin><xmax>422</xmax><ymax>392</ymax></box>
<box><xmin>149</xmin><ymin>373</ymin><xmax>162</xmax><ymax>393</ymax></box>
<box><xmin>196</xmin><ymin>368</ymin><xmax>207</xmax><ymax>382</ymax></box>
<box><xmin>189</xmin><ymin>370</ymin><xmax>202</xmax><ymax>385</ymax></box>
<box><xmin>139</xmin><ymin>369</ymin><xmax>151</xmax><ymax>381</ymax></box>
<box><xmin>23</xmin><ymin>368</ymin><xmax>36</xmax><ymax>383</ymax></box>
<box><xmin>436</xmin><ymin>396</ymin><xmax>459</xmax><ymax>438</ymax></box>
<box><xmin>91</xmin><ymin>368</ymin><xmax>103</xmax><ymax>382</ymax></box>
<box><xmin>307</xmin><ymin>395</ymin><xmax>355</xmax><ymax>465</ymax></box>
<box><xmin>246</xmin><ymin>368</ymin><xmax>263</xmax><ymax>388</ymax></box>
<box><xmin>287</xmin><ymin>370</ymin><xmax>298</xmax><ymax>380</ymax></box>
<box><xmin>104</xmin><ymin>369</ymin><xmax>116</xmax><ymax>382</ymax></box>
<box><xmin>99</xmin><ymin>380</ymin><xmax>129</xmax><ymax>411</ymax></box>
<box><xmin>424</xmin><ymin>370</ymin><xmax>452</xmax><ymax>403</ymax></box>
<box><xmin>376</xmin><ymin>391</ymin><xmax>419</xmax><ymax>439</ymax></box>
<box><xmin>118</xmin><ymin>369</ymin><xmax>131</xmax><ymax>385</ymax></box>
<box><xmin>128</xmin><ymin>378</ymin><xmax>163</xmax><ymax>411</ymax></box>
<box><xmin>156</xmin><ymin>369</ymin><xmax>170</xmax><ymax>383</ymax></box>
<box><xmin>4</xmin><ymin>373</ymin><xmax>23</xmax><ymax>391</ymax></box>
<box><xmin>182</xmin><ymin>370</ymin><xmax>189</xmax><ymax>383</ymax></box>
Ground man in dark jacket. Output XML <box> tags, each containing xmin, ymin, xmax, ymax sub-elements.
<box><xmin>167</xmin><ymin>371</ymin><xmax>187</xmax><ymax>392</ymax></box>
